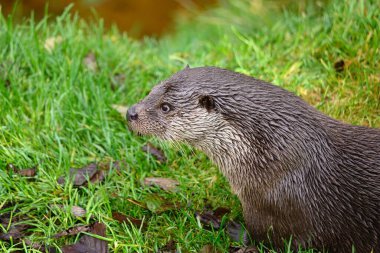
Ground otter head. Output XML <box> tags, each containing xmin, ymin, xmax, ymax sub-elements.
<box><xmin>127</xmin><ymin>66</ymin><xmax>319</xmax><ymax>188</ymax></box>
<box><xmin>127</xmin><ymin>66</ymin><xmax>242</xmax><ymax>150</ymax></box>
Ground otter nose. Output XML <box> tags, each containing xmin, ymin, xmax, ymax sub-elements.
<box><xmin>127</xmin><ymin>106</ymin><xmax>138</xmax><ymax>121</ymax></box>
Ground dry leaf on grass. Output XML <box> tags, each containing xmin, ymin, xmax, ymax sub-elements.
<box><xmin>53</xmin><ymin>224</ymin><xmax>91</xmax><ymax>238</ymax></box>
<box><xmin>44</xmin><ymin>36</ymin><xmax>63</xmax><ymax>53</ymax></box>
<box><xmin>57</xmin><ymin>161</ymin><xmax>120</xmax><ymax>187</ymax></box>
<box><xmin>229</xmin><ymin>246</ymin><xmax>259</xmax><ymax>253</ymax></box>
<box><xmin>112</xmin><ymin>104</ymin><xmax>128</xmax><ymax>119</ymax></box>
<box><xmin>196</xmin><ymin>207</ymin><xmax>248</xmax><ymax>243</ymax></box>
<box><xmin>22</xmin><ymin>239</ymin><xmax>47</xmax><ymax>251</ymax></box>
<box><xmin>0</xmin><ymin>205</ymin><xmax>34</xmax><ymax>241</ymax></box>
<box><xmin>144</xmin><ymin>194</ymin><xmax>180</xmax><ymax>213</ymax></box>
<box><xmin>16</xmin><ymin>168</ymin><xmax>37</xmax><ymax>177</ymax></box>
<box><xmin>127</xmin><ymin>194</ymin><xmax>180</xmax><ymax>213</ymax></box>
<box><xmin>6</xmin><ymin>164</ymin><xmax>37</xmax><ymax>177</ymax></box>
<box><xmin>112</xmin><ymin>212</ymin><xmax>144</xmax><ymax>228</ymax></box>
<box><xmin>0</xmin><ymin>203</ymin><xmax>108</xmax><ymax>252</ymax></box>
<box><xmin>90</xmin><ymin>170</ymin><xmax>106</xmax><ymax>184</ymax></box>
<box><xmin>195</xmin><ymin>207</ymin><xmax>231</xmax><ymax>230</ymax></box>
<box><xmin>199</xmin><ymin>245</ymin><xmax>221</xmax><ymax>253</ymax></box>
<box><xmin>142</xmin><ymin>143</ymin><xmax>167</xmax><ymax>162</ymax></box>
<box><xmin>126</xmin><ymin>198</ymin><xmax>148</xmax><ymax>210</ymax></box>
<box><xmin>110</xmin><ymin>160</ymin><xmax>125</xmax><ymax>172</ymax></box>
<box><xmin>143</xmin><ymin>177</ymin><xmax>179</xmax><ymax>191</ymax></box>
<box><xmin>71</xmin><ymin>206</ymin><xmax>87</xmax><ymax>218</ymax></box>
<box><xmin>0</xmin><ymin>223</ymin><xmax>32</xmax><ymax>241</ymax></box>
<box><xmin>334</xmin><ymin>59</ymin><xmax>345</xmax><ymax>72</ymax></box>
<box><xmin>58</xmin><ymin>222</ymin><xmax>108</xmax><ymax>253</ymax></box>
<box><xmin>225</xmin><ymin>221</ymin><xmax>248</xmax><ymax>243</ymax></box>
<box><xmin>49</xmin><ymin>205</ymin><xmax>87</xmax><ymax>218</ymax></box>
<box><xmin>83</xmin><ymin>52</ymin><xmax>98</xmax><ymax>72</ymax></box>
<box><xmin>212</xmin><ymin>207</ymin><xmax>231</xmax><ymax>218</ymax></box>
<box><xmin>98</xmin><ymin>161</ymin><xmax>123</xmax><ymax>171</ymax></box>
<box><xmin>0</xmin><ymin>211</ymin><xmax>41</xmax><ymax>249</ymax></box>
<box><xmin>158</xmin><ymin>239</ymin><xmax>177</xmax><ymax>253</ymax></box>
<box><xmin>57</xmin><ymin>163</ymin><xmax>98</xmax><ymax>186</ymax></box>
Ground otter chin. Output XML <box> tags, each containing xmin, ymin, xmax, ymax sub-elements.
<box><xmin>126</xmin><ymin>66</ymin><xmax>380</xmax><ymax>252</ymax></box>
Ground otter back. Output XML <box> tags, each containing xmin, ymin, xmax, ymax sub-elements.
<box><xmin>127</xmin><ymin>66</ymin><xmax>380</xmax><ymax>252</ymax></box>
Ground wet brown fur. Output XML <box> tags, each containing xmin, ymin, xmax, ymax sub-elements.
<box><xmin>127</xmin><ymin>67</ymin><xmax>380</xmax><ymax>252</ymax></box>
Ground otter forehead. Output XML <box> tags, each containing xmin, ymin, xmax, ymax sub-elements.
<box><xmin>143</xmin><ymin>82</ymin><xmax>179</xmax><ymax>105</ymax></box>
<box><xmin>143</xmin><ymin>66</ymin><xmax>292</xmax><ymax>112</ymax></box>
<box><xmin>164</xmin><ymin>67</ymin><xmax>231</xmax><ymax>89</ymax></box>
<box><xmin>161</xmin><ymin>66</ymin><xmax>268</xmax><ymax>96</ymax></box>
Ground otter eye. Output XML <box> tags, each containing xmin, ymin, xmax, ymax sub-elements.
<box><xmin>161</xmin><ymin>103</ymin><xmax>171</xmax><ymax>113</ymax></box>
<box><xmin>199</xmin><ymin>95</ymin><xmax>215</xmax><ymax>112</ymax></box>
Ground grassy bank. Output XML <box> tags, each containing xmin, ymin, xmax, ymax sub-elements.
<box><xmin>0</xmin><ymin>0</ymin><xmax>379</xmax><ymax>252</ymax></box>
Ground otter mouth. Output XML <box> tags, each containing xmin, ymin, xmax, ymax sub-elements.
<box><xmin>127</xmin><ymin>125</ymin><xmax>143</xmax><ymax>137</ymax></box>
<box><xmin>132</xmin><ymin>130</ymin><xmax>143</xmax><ymax>137</ymax></box>
<box><xmin>126</xmin><ymin>123</ymin><xmax>141</xmax><ymax>136</ymax></box>
<box><xmin>127</xmin><ymin>123</ymin><xmax>157</xmax><ymax>138</ymax></box>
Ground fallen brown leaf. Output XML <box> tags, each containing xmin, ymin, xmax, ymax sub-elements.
<box><xmin>212</xmin><ymin>207</ymin><xmax>231</xmax><ymax>218</ymax></box>
<box><xmin>195</xmin><ymin>207</ymin><xmax>231</xmax><ymax>230</ymax></box>
<box><xmin>126</xmin><ymin>198</ymin><xmax>148</xmax><ymax>209</ymax></box>
<box><xmin>112</xmin><ymin>212</ymin><xmax>144</xmax><ymax>228</ymax></box>
<box><xmin>158</xmin><ymin>239</ymin><xmax>177</xmax><ymax>253</ymax></box>
<box><xmin>144</xmin><ymin>194</ymin><xmax>180</xmax><ymax>213</ymax></box>
<box><xmin>16</xmin><ymin>168</ymin><xmax>37</xmax><ymax>177</ymax></box>
<box><xmin>58</xmin><ymin>163</ymin><xmax>108</xmax><ymax>186</ymax></box>
<box><xmin>59</xmin><ymin>222</ymin><xmax>108</xmax><ymax>253</ymax></box>
<box><xmin>200</xmin><ymin>245</ymin><xmax>221</xmax><ymax>253</ymax></box>
<box><xmin>83</xmin><ymin>52</ymin><xmax>98</xmax><ymax>72</ymax></box>
<box><xmin>71</xmin><ymin>206</ymin><xmax>87</xmax><ymax>218</ymax></box>
<box><xmin>334</xmin><ymin>59</ymin><xmax>345</xmax><ymax>73</ymax></box>
<box><xmin>23</xmin><ymin>238</ymin><xmax>47</xmax><ymax>251</ymax></box>
<box><xmin>225</xmin><ymin>221</ymin><xmax>248</xmax><ymax>243</ymax></box>
<box><xmin>90</xmin><ymin>170</ymin><xmax>106</xmax><ymax>184</ymax></box>
<box><xmin>112</xmin><ymin>104</ymin><xmax>129</xmax><ymax>119</ymax></box>
<box><xmin>53</xmin><ymin>224</ymin><xmax>91</xmax><ymax>238</ymax></box>
<box><xmin>196</xmin><ymin>211</ymin><xmax>223</xmax><ymax>230</ymax></box>
<box><xmin>196</xmin><ymin>207</ymin><xmax>248</xmax><ymax>243</ymax></box>
<box><xmin>142</xmin><ymin>143</ymin><xmax>167</xmax><ymax>162</ymax></box>
<box><xmin>108</xmin><ymin>160</ymin><xmax>124</xmax><ymax>171</ymax></box>
<box><xmin>44</xmin><ymin>36</ymin><xmax>63</xmax><ymax>53</ymax></box>
<box><xmin>98</xmin><ymin>161</ymin><xmax>123</xmax><ymax>171</ymax></box>
<box><xmin>6</xmin><ymin>164</ymin><xmax>37</xmax><ymax>177</ymax></box>
<box><xmin>5</xmin><ymin>163</ymin><xmax>17</xmax><ymax>171</ymax></box>
<box><xmin>0</xmin><ymin>223</ymin><xmax>32</xmax><ymax>241</ymax></box>
<box><xmin>127</xmin><ymin>194</ymin><xmax>180</xmax><ymax>214</ymax></box>
<box><xmin>143</xmin><ymin>177</ymin><xmax>179</xmax><ymax>191</ymax></box>
<box><xmin>229</xmin><ymin>246</ymin><xmax>258</xmax><ymax>253</ymax></box>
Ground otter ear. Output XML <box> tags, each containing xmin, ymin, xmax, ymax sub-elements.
<box><xmin>184</xmin><ymin>64</ymin><xmax>190</xmax><ymax>70</ymax></box>
<box><xmin>199</xmin><ymin>95</ymin><xmax>215</xmax><ymax>112</ymax></box>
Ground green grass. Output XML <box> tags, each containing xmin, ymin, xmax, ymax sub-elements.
<box><xmin>0</xmin><ymin>0</ymin><xmax>379</xmax><ymax>252</ymax></box>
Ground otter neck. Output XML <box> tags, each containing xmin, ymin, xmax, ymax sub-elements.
<box><xmin>194</xmin><ymin>122</ymin><xmax>324</xmax><ymax>197</ymax></box>
<box><xmin>195</xmin><ymin>125</ymin><xmax>267</xmax><ymax>195</ymax></box>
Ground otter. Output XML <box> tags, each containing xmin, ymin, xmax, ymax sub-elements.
<box><xmin>126</xmin><ymin>66</ymin><xmax>380</xmax><ymax>252</ymax></box>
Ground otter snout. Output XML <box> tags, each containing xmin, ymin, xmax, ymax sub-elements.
<box><xmin>127</xmin><ymin>105</ymin><xmax>138</xmax><ymax>121</ymax></box>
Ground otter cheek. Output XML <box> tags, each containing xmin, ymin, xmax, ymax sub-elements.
<box><xmin>167</xmin><ymin>117</ymin><xmax>197</xmax><ymax>143</ymax></box>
